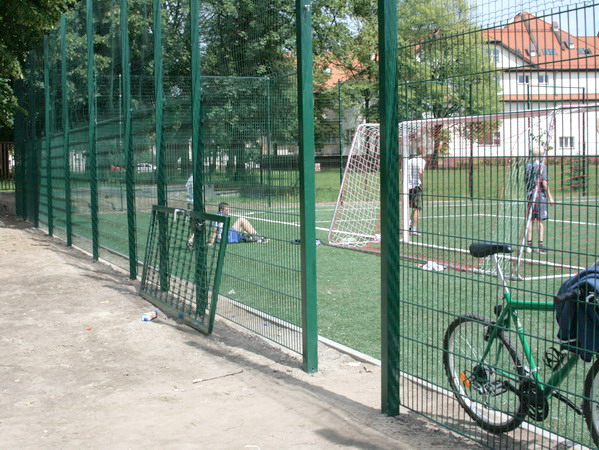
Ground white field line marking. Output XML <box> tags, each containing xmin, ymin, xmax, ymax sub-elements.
<box><xmin>423</xmin><ymin>211</ymin><xmax>598</xmax><ymax>227</ymax></box>
<box><xmin>234</xmin><ymin>213</ymin><xmax>333</xmax><ymax>233</ymax></box>
<box><xmin>238</xmin><ymin>207</ymin><xmax>598</xmax><ymax>239</ymax></box>
<box><xmin>406</xmin><ymin>240</ymin><xmax>584</xmax><ymax>272</ymax></box>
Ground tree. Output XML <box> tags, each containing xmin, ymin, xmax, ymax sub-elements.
<box><xmin>312</xmin><ymin>0</ymin><xmax>379</xmax><ymax>123</ymax></box>
<box><xmin>0</xmin><ymin>0</ymin><xmax>76</xmax><ymax>129</ymax></box>
<box><xmin>198</xmin><ymin>0</ymin><xmax>296</xmax><ymax>181</ymax></box>
<box><xmin>313</xmin><ymin>0</ymin><xmax>502</xmax><ymax>165</ymax></box>
<box><xmin>397</xmin><ymin>0</ymin><xmax>502</xmax><ymax>165</ymax></box>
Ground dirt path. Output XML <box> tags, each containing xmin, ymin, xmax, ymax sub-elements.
<box><xmin>0</xmin><ymin>193</ymin><xmax>474</xmax><ymax>449</ymax></box>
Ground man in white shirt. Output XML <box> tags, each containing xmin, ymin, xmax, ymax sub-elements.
<box><xmin>186</xmin><ymin>174</ymin><xmax>194</xmax><ymax>209</ymax></box>
<box><xmin>407</xmin><ymin>149</ymin><xmax>426</xmax><ymax>236</ymax></box>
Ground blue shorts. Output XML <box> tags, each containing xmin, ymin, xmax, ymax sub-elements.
<box><xmin>527</xmin><ymin>194</ymin><xmax>548</xmax><ymax>221</ymax></box>
<box><xmin>228</xmin><ymin>229</ymin><xmax>244</xmax><ymax>244</ymax></box>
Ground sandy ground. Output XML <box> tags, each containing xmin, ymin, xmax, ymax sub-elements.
<box><xmin>0</xmin><ymin>193</ymin><xmax>475</xmax><ymax>449</ymax></box>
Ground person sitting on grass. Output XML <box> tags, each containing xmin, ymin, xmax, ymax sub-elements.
<box><xmin>206</xmin><ymin>202</ymin><xmax>269</xmax><ymax>245</ymax></box>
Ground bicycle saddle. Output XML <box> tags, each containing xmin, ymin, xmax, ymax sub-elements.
<box><xmin>469</xmin><ymin>241</ymin><xmax>513</xmax><ymax>258</ymax></box>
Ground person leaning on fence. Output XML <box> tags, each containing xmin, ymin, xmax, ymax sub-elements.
<box><xmin>207</xmin><ymin>202</ymin><xmax>269</xmax><ymax>245</ymax></box>
<box><xmin>407</xmin><ymin>148</ymin><xmax>426</xmax><ymax>236</ymax></box>
<box><xmin>524</xmin><ymin>147</ymin><xmax>554</xmax><ymax>254</ymax></box>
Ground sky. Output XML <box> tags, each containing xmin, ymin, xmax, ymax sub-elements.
<box><xmin>473</xmin><ymin>0</ymin><xmax>599</xmax><ymax>36</ymax></box>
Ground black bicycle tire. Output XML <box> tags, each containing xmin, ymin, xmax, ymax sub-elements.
<box><xmin>583</xmin><ymin>357</ymin><xmax>599</xmax><ymax>447</ymax></box>
<box><xmin>443</xmin><ymin>313</ymin><xmax>528</xmax><ymax>433</ymax></box>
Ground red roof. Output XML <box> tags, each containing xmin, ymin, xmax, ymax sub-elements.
<box><xmin>484</xmin><ymin>12</ymin><xmax>599</xmax><ymax>70</ymax></box>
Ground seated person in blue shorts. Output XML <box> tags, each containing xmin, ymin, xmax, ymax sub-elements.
<box><xmin>208</xmin><ymin>202</ymin><xmax>268</xmax><ymax>245</ymax></box>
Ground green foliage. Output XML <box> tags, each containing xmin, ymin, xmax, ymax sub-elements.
<box><xmin>313</xmin><ymin>0</ymin><xmax>502</xmax><ymax>160</ymax></box>
<box><xmin>396</xmin><ymin>0</ymin><xmax>502</xmax><ymax>166</ymax></box>
<box><xmin>201</xmin><ymin>0</ymin><xmax>294</xmax><ymax>78</ymax></box>
<box><xmin>0</xmin><ymin>78</ymin><xmax>18</xmax><ymax>128</ymax></box>
<box><xmin>566</xmin><ymin>157</ymin><xmax>586</xmax><ymax>191</ymax></box>
<box><xmin>312</xmin><ymin>0</ymin><xmax>379</xmax><ymax>122</ymax></box>
<box><xmin>0</xmin><ymin>0</ymin><xmax>76</xmax><ymax>127</ymax></box>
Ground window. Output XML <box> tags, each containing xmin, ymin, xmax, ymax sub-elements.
<box><xmin>489</xmin><ymin>48</ymin><xmax>500</xmax><ymax>63</ymax></box>
<box><xmin>538</xmin><ymin>74</ymin><xmax>550</xmax><ymax>84</ymax></box>
<box><xmin>480</xmin><ymin>131</ymin><xmax>501</xmax><ymax>146</ymax></box>
<box><xmin>527</xmin><ymin>44</ymin><xmax>538</xmax><ymax>57</ymax></box>
<box><xmin>543</xmin><ymin>48</ymin><xmax>558</xmax><ymax>55</ymax></box>
<box><xmin>578</xmin><ymin>48</ymin><xmax>592</xmax><ymax>55</ymax></box>
<box><xmin>559</xmin><ymin>137</ymin><xmax>575</xmax><ymax>149</ymax></box>
<box><xmin>518</xmin><ymin>74</ymin><xmax>530</xmax><ymax>84</ymax></box>
<box><xmin>517</xmin><ymin>102</ymin><xmax>531</xmax><ymax>111</ymax></box>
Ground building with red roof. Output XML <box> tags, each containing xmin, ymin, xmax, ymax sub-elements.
<box><xmin>484</xmin><ymin>12</ymin><xmax>599</xmax><ymax>109</ymax></box>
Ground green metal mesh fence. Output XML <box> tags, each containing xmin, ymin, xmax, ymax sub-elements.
<box><xmin>314</xmin><ymin>0</ymin><xmax>599</xmax><ymax>447</ymax></box>
<box><xmin>14</xmin><ymin>0</ymin><xmax>599</xmax><ymax>446</ymax></box>
<box><xmin>387</xmin><ymin>1</ymin><xmax>599</xmax><ymax>447</ymax></box>
<box><xmin>15</xmin><ymin>0</ymin><xmax>315</xmax><ymax>361</ymax></box>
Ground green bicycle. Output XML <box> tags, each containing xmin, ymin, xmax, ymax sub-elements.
<box><xmin>442</xmin><ymin>241</ymin><xmax>599</xmax><ymax>445</ymax></box>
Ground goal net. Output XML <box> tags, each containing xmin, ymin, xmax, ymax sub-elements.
<box><xmin>328</xmin><ymin>108</ymin><xmax>595</xmax><ymax>280</ymax></box>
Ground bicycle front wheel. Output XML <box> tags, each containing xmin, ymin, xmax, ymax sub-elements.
<box><xmin>583</xmin><ymin>358</ymin><xmax>599</xmax><ymax>447</ymax></box>
<box><xmin>443</xmin><ymin>314</ymin><xmax>527</xmax><ymax>433</ymax></box>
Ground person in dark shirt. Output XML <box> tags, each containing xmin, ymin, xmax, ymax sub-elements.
<box><xmin>524</xmin><ymin>147</ymin><xmax>554</xmax><ymax>254</ymax></box>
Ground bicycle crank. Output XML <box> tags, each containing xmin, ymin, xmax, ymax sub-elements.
<box><xmin>518</xmin><ymin>380</ymin><xmax>549</xmax><ymax>421</ymax></box>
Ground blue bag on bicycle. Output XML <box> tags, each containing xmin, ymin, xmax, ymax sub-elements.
<box><xmin>555</xmin><ymin>265</ymin><xmax>599</xmax><ymax>362</ymax></box>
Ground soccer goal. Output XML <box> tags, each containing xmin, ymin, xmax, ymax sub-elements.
<box><xmin>328</xmin><ymin>107</ymin><xmax>596</xmax><ymax>279</ymax></box>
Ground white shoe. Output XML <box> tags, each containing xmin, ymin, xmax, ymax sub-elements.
<box><xmin>524</xmin><ymin>246</ymin><xmax>532</xmax><ymax>254</ymax></box>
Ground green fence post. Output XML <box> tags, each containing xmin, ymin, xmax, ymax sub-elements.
<box><xmin>27</xmin><ymin>52</ymin><xmax>39</xmax><ymax>227</ymax></box>
<box><xmin>120</xmin><ymin>0</ymin><xmax>137</xmax><ymax>279</ymax></box>
<box><xmin>153</xmin><ymin>0</ymin><xmax>169</xmax><ymax>289</ymax></box>
<box><xmin>190</xmin><ymin>0</ymin><xmax>208</xmax><ymax>308</ymax></box>
<box><xmin>87</xmin><ymin>0</ymin><xmax>99</xmax><ymax>260</ymax></box>
<box><xmin>296</xmin><ymin>0</ymin><xmax>318</xmax><ymax>374</ymax></box>
<box><xmin>60</xmin><ymin>15</ymin><xmax>72</xmax><ymax>246</ymax></box>
<box><xmin>14</xmin><ymin>80</ymin><xmax>25</xmax><ymax>218</ymax></box>
<box><xmin>378</xmin><ymin>0</ymin><xmax>400</xmax><ymax>416</ymax></box>
<box><xmin>267</xmin><ymin>77</ymin><xmax>273</xmax><ymax>208</ymax></box>
<box><xmin>43</xmin><ymin>35</ymin><xmax>53</xmax><ymax>236</ymax></box>
<box><xmin>190</xmin><ymin>0</ymin><xmax>202</xmax><ymax>213</ymax></box>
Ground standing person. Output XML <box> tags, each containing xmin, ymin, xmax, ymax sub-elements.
<box><xmin>186</xmin><ymin>173</ymin><xmax>194</xmax><ymax>209</ymax></box>
<box><xmin>207</xmin><ymin>202</ymin><xmax>269</xmax><ymax>245</ymax></box>
<box><xmin>407</xmin><ymin>148</ymin><xmax>426</xmax><ymax>236</ymax></box>
<box><xmin>524</xmin><ymin>147</ymin><xmax>554</xmax><ymax>254</ymax></box>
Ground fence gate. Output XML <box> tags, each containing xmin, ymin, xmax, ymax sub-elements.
<box><xmin>139</xmin><ymin>206</ymin><xmax>230</xmax><ymax>335</ymax></box>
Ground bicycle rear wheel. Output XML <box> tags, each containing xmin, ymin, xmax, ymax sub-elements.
<box><xmin>583</xmin><ymin>358</ymin><xmax>599</xmax><ymax>446</ymax></box>
<box><xmin>443</xmin><ymin>314</ymin><xmax>527</xmax><ymax>433</ymax></box>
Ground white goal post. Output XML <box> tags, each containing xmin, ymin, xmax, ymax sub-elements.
<box><xmin>328</xmin><ymin>107</ymin><xmax>597</xmax><ymax>279</ymax></box>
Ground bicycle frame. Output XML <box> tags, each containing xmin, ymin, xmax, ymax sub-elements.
<box><xmin>480</xmin><ymin>254</ymin><xmax>580</xmax><ymax>400</ymax></box>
